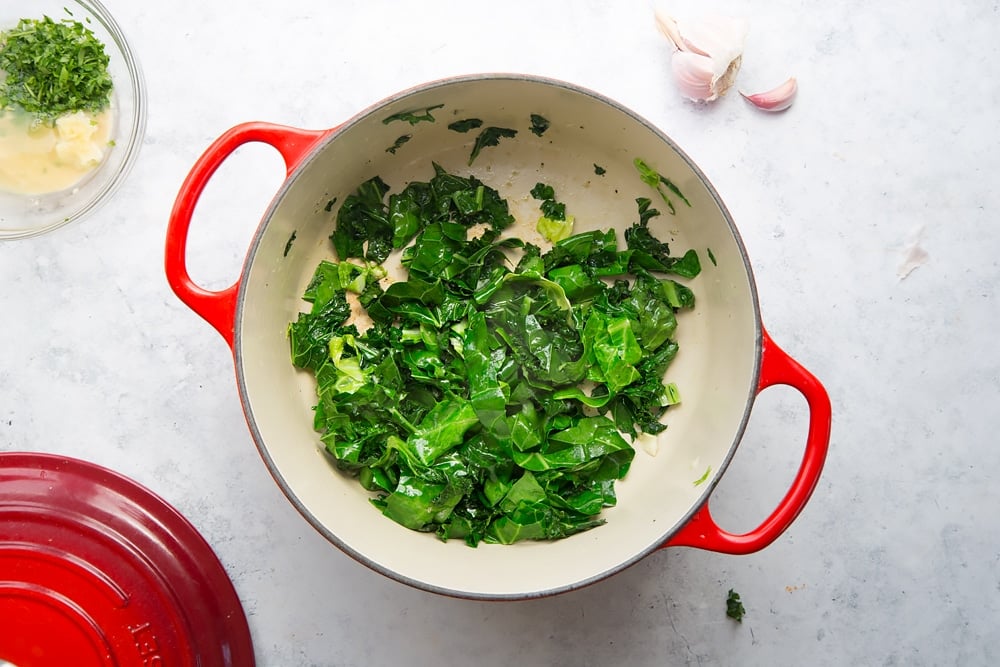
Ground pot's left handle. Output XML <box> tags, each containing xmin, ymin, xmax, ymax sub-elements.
<box><xmin>165</xmin><ymin>122</ymin><xmax>331</xmax><ymax>348</ymax></box>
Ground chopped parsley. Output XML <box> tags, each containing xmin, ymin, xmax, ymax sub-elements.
<box><xmin>0</xmin><ymin>14</ymin><xmax>113</xmax><ymax>121</ymax></box>
<box><xmin>707</xmin><ymin>248</ymin><xmax>717</xmax><ymax>266</ymax></box>
<box><xmin>284</xmin><ymin>231</ymin><xmax>297</xmax><ymax>257</ymax></box>
<box><xmin>594</xmin><ymin>164</ymin><xmax>607</xmax><ymax>176</ymax></box>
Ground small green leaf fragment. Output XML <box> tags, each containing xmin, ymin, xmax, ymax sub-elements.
<box><xmin>707</xmin><ymin>248</ymin><xmax>717</xmax><ymax>266</ymax></box>
<box><xmin>448</xmin><ymin>118</ymin><xmax>483</xmax><ymax>133</ymax></box>
<box><xmin>693</xmin><ymin>465</ymin><xmax>711</xmax><ymax>486</ymax></box>
<box><xmin>386</xmin><ymin>134</ymin><xmax>412</xmax><ymax>154</ymax></box>
<box><xmin>726</xmin><ymin>589</ymin><xmax>746</xmax><ymax>622</ymax></box>
<box><xmin>594</xmin><ymin>164</ymin><xmax>606</xmax><ymax>176</ymax></box>
<box><xmin>633</xmin><ymin>158</ymin><xmax>691</xmax><ymax>216</ymax></box>
<box><xmin>468</xmin><ymin>126</ymin><xmax>517</xmax><ymax>165</ymax></box>
<box><xmin>529</xmin><ymin>113</ymin><xmax>550</xmax><ymax>137</ymax></box>
<box><xmin>382</xmin><ymin>103</ymin><xmax>444</xmax><ymax>125</ymax></box>
<box><xmin>537</xmin><ymin>215</ymin><xmax>575</xmax><ymax>243</ymax></box>
<box><xmin>283</xmin><ymin>231</ymin><xmax>297</xmax><ymax>257</ymax></box>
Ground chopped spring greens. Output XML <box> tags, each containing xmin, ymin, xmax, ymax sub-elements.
<box><xmin>448</xmin><ymin>118</ymin><xmax>483</xmax><ymax>133</ymax></box>
<box><xmin>0</xmin><ymin>14</ymin><xmax>113</xmax><ymax>121</ymax></box>
<box><xmin>530</xmin><ymin>182</ymin><xmax>574</xmax><ymax>243</ymax></box>
<box><xmin>382</xmin><ymin>103</ymin><xmax>445</xmax><ymax>126</ymax></box>
<box><xmin>634</xmin><ymin>158</ymin><xmax>692</xmax><ymax>215</ymax></box>
<box><xmin>468</xmin><ymin>126</ymin><xmax>517</xmax><ymax>165</ymax></box>
<box><xmin>726</xmin><ymin>589</ymin><xmax>746</xmax><ymax>622</ymax></box>
<box><xmin>530</xmin><ymin>113</ymin><xmax>551</xmax><ymax>137</ymax></box>
<box><xmin>289</xmin><ymin>163</ymin><xmax>699</xmax><ymax>546</ymax></box>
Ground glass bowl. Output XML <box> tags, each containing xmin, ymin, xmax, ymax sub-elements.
<box><xmin>0</xmin><ymin>0</ymin><xmax>147</xmax><ymax>240</ymax></box>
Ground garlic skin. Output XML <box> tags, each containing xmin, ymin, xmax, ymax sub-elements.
<box><xmin>654</xmin><ymin>10</ymin><xmax>749</xmax><ymax>102</ymax></box>
<box><xmin>741</xmin><ymin>77</ymin><xmax>798</xmax><ymax>112</ymax></box>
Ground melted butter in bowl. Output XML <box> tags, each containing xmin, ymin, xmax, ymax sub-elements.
<box><xmin>0</xmin><ymin>107</ymin><xmax>115</xmax><ymax>195</ymax></box>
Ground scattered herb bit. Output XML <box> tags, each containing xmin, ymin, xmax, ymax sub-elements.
<box><xmin>693</xmin><ymin>465</ymin><xmax>711</xmax><ymax>486</ymax></box>
<box><xmin>594</xmin><ymin>164</ymin><xmax>607</xmax><ymax>176</ymax></box>
<box><xmin>529</xmin><ymin>113</ymin><xmax>550</xmax><ymax>137</ymax></box>
<box><xmin>530</xmin><ymin>182</ymin><xmax>574</xmax><ymax>242</ymax></box>
<box><xmin>468</xmin><ymin>126</ymin><xmax>517</xmax><ymax>166</ymax></box>
<box><xmin>382</xmin><ymin>103</ymin><xmax>445</xmax><ymax>126</ymax></box>
<box><xmin>0</xmin><ymin>15</ymin><xmax>113</xmax><ymax>120</ymax></box>
<box><xmin>633</xmin><ymin>158</ymin><xmax>691</xmax><ymax>215</ymax></box>
<box><xmin>284</xmin><ymin>231</ymin><xmax>298</xmax><ymax>257</ymax></box>
<box><xmin>707</xmin><ymin>248</ymin><xmax>717</xmax><ymax>266</ymax></box>
<box><xmin>448</xmin><ymin>118</ymin><xmax>483</xmax><ymax>133</ymax></box>
<box><xmin>289</xmin><ymin>164</ymin><xmax>699</xmax><ymax>546</ymax></box>
<box><xmin>386</xmin><ymin>134</ymin><xmax>412</xmax><ymax>154</ymax></box>
<box><xmin>324</xmin><ymin>197</ymin><xmax>338</xmax><ymax>213</ymax></box>
<box><xmin>726</xmin><ymin>589</ymin><xmax>746</xmax><ymax>622</ymax></box>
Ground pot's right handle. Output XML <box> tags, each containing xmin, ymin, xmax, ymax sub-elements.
<box><xmin>165</xmin><ymin>122</ymin><xmax>331</xmax><ymax>349</ymax></box>
<box><xmin>662</xmin><ymin>326</ymin><xmax>831</xmax><ymax>554</ymax></box>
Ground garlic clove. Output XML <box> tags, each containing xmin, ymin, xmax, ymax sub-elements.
<box><xmin>654</xmin><ymin>10</ymin><xmax>748</xmax><ymax>103</ymax></box>
<box><xmin>672</xmin><ymin>51</ymin><xmax>743</xmax><ymax>102</ymax></box>
<box><xmin>740</xmin><ymin>77</ymin><xmax>798</xmax><ymax>112</ymax></box>
<box><xmin>670</xmin><ymin>52</ymin><xmax>719</xmax><ymax>102</ymax></box>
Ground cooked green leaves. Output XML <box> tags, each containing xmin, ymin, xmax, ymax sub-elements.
<box><xmin>448</xmin><ymin>118</ymin><xmax>483</xmax><ymax>133</ymax></box>
<box><xmin>291</xmin><ymin>164</ymin><xmax>699</xmax><ymax>546</ymax></box>
<box><xmin>383</xmin><ymin>103</ymin><xmax>444</xmax><ymax>125</ymax></box>
<box><xmin>531</xmin><ymin>182</ymin><xmax>574</xmax><ymax>243</ymax></box>
<box><xmin>468</xmin><ymin>126</ymin><xmax>517</xmax><ymax>165</ymax></box>
<box><xmin>386</xmin><ymin>134</ymin><xmax>411</xmax><ymax>154</ymax></box>
<box><xmin>634</xmin><ymin>157</ymin><xmax>692</xmax><ymax>215</ymax></box>
<box><xmin>0</xmin><ymin>14</ymin><xmax>113</xmax><ymax>120</ymax></box>
<box><xmin>530</xmin><ymin>113</ymin><xmax>551</xmax><ymax>137</ymax></box>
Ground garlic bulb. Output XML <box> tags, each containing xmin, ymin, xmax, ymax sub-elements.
<box><xmin>655</xmin><ymin>10</ymin><xmax>749</xmax><ymax>102</ymax></box>
<box><xmin>741</xmin><ymin>77</ymin><xmax>798</xmax><ymax>112</ymax></box>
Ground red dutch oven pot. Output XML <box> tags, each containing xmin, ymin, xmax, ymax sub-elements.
<box><xmin>165</xmin><ymin>74</ymin><xmax>831</xmax><ymax>599</ymax></box>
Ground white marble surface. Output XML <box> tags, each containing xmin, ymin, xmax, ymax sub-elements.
<box><xmin>2</xmin><ymin>0</ymin><xmax>998</xmax><ymax>664</ymax></box>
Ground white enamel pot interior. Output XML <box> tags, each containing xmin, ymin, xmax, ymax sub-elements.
<box><xmin>166</xmin><ymin>74</ymin><xmax>831</xmax><ymax>600</ymax></box>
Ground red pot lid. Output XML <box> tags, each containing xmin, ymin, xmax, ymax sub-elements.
<box><xmin>0</xmin><ymin>452</ymin><xmax>255</xmax><ymax>666</ymax></box>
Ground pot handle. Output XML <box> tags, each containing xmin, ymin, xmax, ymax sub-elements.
<box><xmin>164</xmin><ymin>122</ymin><xmax>331</xmax><ymax>348</ymax></box>
<box><xmin>661</xmin><ymin>327</ymin><xmax>831</xmax><ymax>554</ymax></box>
